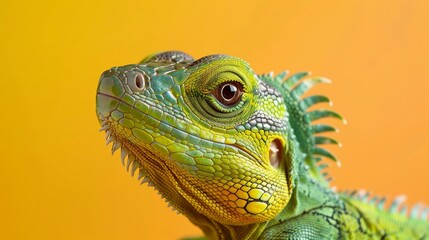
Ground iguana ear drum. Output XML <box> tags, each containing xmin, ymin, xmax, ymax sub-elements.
<box><xmin>269</xmin><ymin>138</ymin><xmax>283</xmax><ymax>168</ymax></box>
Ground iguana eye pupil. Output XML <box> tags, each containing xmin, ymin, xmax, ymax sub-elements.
<box><xmin>221</xmin><ymin>84</ymin><xmax>237</xmax><ymax>100</ymax></box>
<box><xmin>215</xmin><ymin>82</ymin><xmax>243</xmax><ymax>106</ymax></box>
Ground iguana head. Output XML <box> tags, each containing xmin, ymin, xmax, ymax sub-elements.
<box><xmin>96</xmin><ymin>52</ymin><xmax>293</xmax><ymax>226</ymax></box>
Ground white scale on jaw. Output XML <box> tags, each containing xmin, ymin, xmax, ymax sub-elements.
<box><xmin>98</xmin><ymin>115</ymin><xmax>181</xmax><ymax>213</ymax></box>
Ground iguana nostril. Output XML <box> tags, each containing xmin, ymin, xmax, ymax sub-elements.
<box><xmin>128</xmin><ymin>73</ymin><xmax>146</xmax><ymax>92</ymax></box>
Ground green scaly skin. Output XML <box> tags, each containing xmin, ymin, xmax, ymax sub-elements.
<box><xmin>96</xmin><ymin>51</ymin><xmax>429</xmax><ymax>239</ymax></box>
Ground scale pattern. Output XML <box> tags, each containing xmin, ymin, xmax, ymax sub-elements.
<box><xmin>96</xmin><ymin>51</ymin><xmax>429</xmax><ymax>240</ymax></box>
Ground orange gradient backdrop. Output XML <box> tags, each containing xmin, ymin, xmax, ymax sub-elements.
<box><xmin>1</xmin><ymin>1</ymin><xmax>428</xmax><ymax>239</ymax></box>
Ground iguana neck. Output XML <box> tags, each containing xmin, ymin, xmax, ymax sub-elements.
<box><xmin>184</xmin><ymin>166</ymin><xmax>338</xmax><ymax>240</ymax></box>
<box><xmin>145</xmin><ymin>160</ymin><xmax>269</xmax><ymax>240</ymax></box>
<box><xmin>267</xmin><ymin>164</ymin><xmax>340</xmax><ymax>227</ymax></box>
<box><xmin>188</xmin><ymin>215</ymin><xmax>268</xmax><ymax>240</ymax></box>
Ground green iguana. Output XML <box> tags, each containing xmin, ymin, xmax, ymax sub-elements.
<box><xmin>96</xmin><ymin>51</ymin><xmax>429</xmax><ymax>239</ymax></box>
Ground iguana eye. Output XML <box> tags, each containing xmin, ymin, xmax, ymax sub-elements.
<box><xmin>213</xmin><ymin>82</ymin><xmax>243</xmax><ymax>106</ymax></box>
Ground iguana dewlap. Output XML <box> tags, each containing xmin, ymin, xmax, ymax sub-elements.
<box><xmin>96</xmin><ymin>51</ymin><xmax>429</xmax><ymax>239</ymax></box>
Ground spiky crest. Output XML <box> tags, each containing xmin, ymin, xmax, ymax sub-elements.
<box><xmin>258</xmin><ymin>71</ymin><xmax>345</xmax><ymax>183</ymax></box>
<box><xmin>339</xmin><ymin>190</ymin><xmax>429</xmax><ymax>221</ymax></box>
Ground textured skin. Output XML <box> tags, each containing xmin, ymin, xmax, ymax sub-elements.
<box><xmin>96</xmin><ymin>51</ymin><xmax>429</xmax><ymax>239</ymax></box>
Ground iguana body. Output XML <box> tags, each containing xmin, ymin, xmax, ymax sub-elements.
<box><xmin>96</xmin><ymin>51</ymin><xmax>429</xmax><ymax>239</ymax></box>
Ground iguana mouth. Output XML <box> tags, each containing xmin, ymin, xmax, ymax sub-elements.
<box><xmin>97</xmin><ymin>91</ymin><xmax>271</xmax><ymax>170</ymax></box>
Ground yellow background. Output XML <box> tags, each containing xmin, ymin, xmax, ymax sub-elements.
<box><xmin>1</xmin><ymin>1</ymin><xmax>428</xmax><ymax>239</ymax></box>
